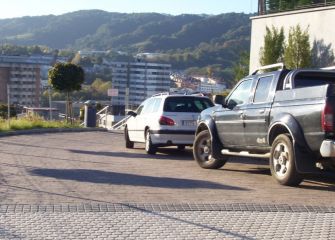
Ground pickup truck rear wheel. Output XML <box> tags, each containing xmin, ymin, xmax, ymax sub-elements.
<box><xmin>193</xmin><ymin>130</ymin><xmax>227</xmax><ymax>169</ymax></box>
<box><xmin>270</xmin><ymin>134</ymin><xmax>303</xmax><ymax>186</ymax></box>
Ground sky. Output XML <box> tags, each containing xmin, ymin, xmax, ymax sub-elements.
<box><xmin>0</xmin><ymin>0</ymin><xmax>258</xmax><ymax>19</ymax></box>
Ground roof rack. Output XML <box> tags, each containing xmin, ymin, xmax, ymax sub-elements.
<box><xmin>321</xmin><ymin>66</ymin><xmax>335</xmax><ymax>70</ymax></box>
<box><xmin>151</xmin><ymin>92</ymin><xmax>170</xmax><ymax>97</ymax></box>
<box><xmin>252</xmin><ymin>63</ymin><xmax>285</xmax><ymax>75</ymax></box>
<box><xmin>151</xmin><ymin>91</ymin><xmax>205</xmax><ymax>97</ymax></box>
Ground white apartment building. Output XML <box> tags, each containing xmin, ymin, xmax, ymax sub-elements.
<box><xmin>0</xmin><ymin>55</ymin><xmax>58</xmax><ymax>107</ymax></box>
<box><xmin>0</xmin><ymin>62</ymin><xmax>41</xmax><ymax>107</ymax></box>
<box><xmin>108</xmin><ymin>61</ymin><xmax>171</xmax><ymax>114</ymax></box>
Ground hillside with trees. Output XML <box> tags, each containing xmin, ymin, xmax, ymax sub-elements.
<box><xmin>0</xmin><ymin>10</ymin><xmax>252</xmax><ymax>83</ymax></box>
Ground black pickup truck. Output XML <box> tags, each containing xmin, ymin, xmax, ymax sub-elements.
<box><xmin>193</xmin><ymin>63</ymin><xmax>335</xmax><ymax>186</ymax></box>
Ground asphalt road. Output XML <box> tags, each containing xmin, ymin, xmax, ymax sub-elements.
<box><xmin>0</xmin><ymin>131</ymin><xmax>334</xmax><ymax>205</ymax></box>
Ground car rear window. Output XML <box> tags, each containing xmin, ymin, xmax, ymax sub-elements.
<box><xmin>294</xmin><ymin>72</ymin><xmax>335</xmax><ymax>88</ymax></box>
<box><xmin>163</xmin><ymin>97</ymin><xmax>214</xmax><ymax>113</ymax></box>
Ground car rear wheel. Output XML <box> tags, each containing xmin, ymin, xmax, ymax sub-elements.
<box><xmin>145</xmin><ymin>130</ymin><xmax>157</xmax><ymax>155</ymax></box>
<box><xmin>125</xmin><ymin>127</ymin><xmax>134</xmax><ymax>149</ymax></box>
<box><xmin>270</xmin><ymin>134</ymin><xmax>303</xmax><ymax>186</ymax></box>
<box><xmin>193</xmin><ymin>130</ymin><xmax>227</xmax><ymax>169</ymax></box>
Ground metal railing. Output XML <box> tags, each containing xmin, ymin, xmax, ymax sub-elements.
<box><xmin>110</xmin><ymin>116</ymin><xmax>130</xmax><ymax>130</ymax></box>
<box><xmin>259</xmin><ymin>0</ymin><xmax>335</xmax><ymax>15</ymax></box>
<box><xmin>96</xmin><ymin>106</ymin><xmax>109</xmax><ymax>128</ymax></box>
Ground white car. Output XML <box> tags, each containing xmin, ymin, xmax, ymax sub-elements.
<box><xmin>124</xmin><ymin>93</ymin><xmax>214</xmax><ymax>154</ymax></box>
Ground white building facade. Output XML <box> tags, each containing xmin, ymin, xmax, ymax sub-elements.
<box><xmin>0</xmin><ymin>55</ymin><xmax>57</xmax><ymax>107</ymax></box>
<box><xmin>109</xmin><ymin>61</ymin><xmax>171</xmax><ymax>114</ymax></box>
<box><xmin>250</xmin><ymin>5</ymin><xmax>335</xmax><ymax>73</ymax></box>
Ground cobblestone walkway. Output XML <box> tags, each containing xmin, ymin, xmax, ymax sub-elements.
<box><xmin>1</xmin><ymin>203</ymin><xmax>335</xmax><ymax>239</ymax></box>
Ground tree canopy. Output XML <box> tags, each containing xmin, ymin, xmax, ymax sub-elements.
<box><xmin>259</xmin><ymin>26</ymin><xmax>285</xmax><ymax>66</ymax></box>
<box><xmin>284</xmin><ymin>25</ymin><xmax>312</xmax><ymax>69</ymax></box>
<box><xmin>48</xmin><ymin>63</ymin><xmax>84</xmax><ymax>93</ymax></box>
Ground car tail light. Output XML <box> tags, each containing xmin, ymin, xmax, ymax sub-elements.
<box><xmin>322</xmin><ymin>101</ymin><xmax>333</xmax><ymax>132</ymax></box>
<box><xmin>159</xmin><ymin>116</ymin><xmax>175</xmax><ymax>126</ymax></box>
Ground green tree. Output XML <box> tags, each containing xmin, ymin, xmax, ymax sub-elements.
<box><xmin>284</xmin><ymin>25</ymin><xmax>312</xmax><ymax>69</ymax></box>
<box><xmin>48</xmin><ymin>63</ymin><xmax>84</xmax><ymax>123</ymax></box>
<box><xmin>311</xmin><ymin>39</ymin><xmax>335</xmax><ymax>68</ymax></box>
<box><xmin>233</xmin><ymin>51</ymin><xmax>250</xmax><ymax>82</ymax></box>
<box><xmin>259</xmin><ymin>26</ymin><xmax>285</xmax><ymax>66</ymax></box>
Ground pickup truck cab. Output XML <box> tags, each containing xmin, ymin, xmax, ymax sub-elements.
<box><xmin>193</xmin><ymin>63</ymin><xmax>335</xmax><ymax>186</ymax></box>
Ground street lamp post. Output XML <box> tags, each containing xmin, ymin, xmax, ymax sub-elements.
<box><xmin>48</xmin><ymin>86</ymin><xmax>52</xmax><ymax>121</ymax></box>
<box><xmin>7</xmin><ymin>83</ymin><xmax>10</xmax><ymax>127</ymax></box>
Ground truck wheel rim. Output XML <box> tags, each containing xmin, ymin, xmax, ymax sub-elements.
<box><xmin>198</xmin><ymin>137</ymin><xmax>212</xmax><ymax>162</ymax></box>
<box><xmin>273</xmin><ymin>142</ymin><xmax>290</xmax><ymax>178</ymax></box>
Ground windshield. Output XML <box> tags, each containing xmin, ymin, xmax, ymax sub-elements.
<box><xmin>163</xmin><ymin>96</ymin><xmax>214</xmax><ymax>113</ymax></box>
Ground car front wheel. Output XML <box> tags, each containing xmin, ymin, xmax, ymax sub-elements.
<box><xmin>193</xmin><ymin>130</ymin><xmax>227</xmax><ymax>169</ymax></box>
<box><xmin>145</xmin><ymin>130</ymin><xmax>157</xmax><ymax>155</ymax></box>
<box><xmin>270</xmin><ymin>134</ymin><xmax>303</xmax><ymax>186</ymax></box>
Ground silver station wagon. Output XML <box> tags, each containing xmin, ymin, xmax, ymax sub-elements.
<box><xmin>124</xmin><ymin>93</ymin><xmax>214</xmax><ymax>154</ymax></box>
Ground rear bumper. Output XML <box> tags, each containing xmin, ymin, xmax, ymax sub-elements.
<box><xmin>320</xmin><ymin>140</ymin><xmax>335</xmax><ymax>157</ymax></box>
<box><xmin>150</xmin><ymin>130</ymin><xmax>195</xmax><ymax>145</ymax></box>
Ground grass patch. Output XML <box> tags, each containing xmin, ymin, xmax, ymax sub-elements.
<box><xmin>0</xmin><ymin>116</ymin><xmax>81</xmax><ymax>132</ymax></box>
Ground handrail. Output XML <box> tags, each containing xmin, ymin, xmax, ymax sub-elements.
<box><xmin>110</xmin><ymin>116</ymin><xmax>130</xmax><ymax>130</ymax></box>
<box><xmin>97</xmin><ymin>106</ymin><xmax>109</xmax><ymax>115</ymax></box>
<box><xmin>96</xmin><ymin>106</ymin><xmax>109</xmax><ymax>128</ymax></box>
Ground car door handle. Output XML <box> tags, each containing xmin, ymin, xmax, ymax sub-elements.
<box><xmin>259</xmin><ymin>109</ymin><xmax>265</xmax><ymax>114</ymax></box>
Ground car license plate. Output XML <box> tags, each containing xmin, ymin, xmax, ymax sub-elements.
<box><xmin>182</xmin><ymin>120</ymin><xmax>196</xmax><ymax>126</ymax></box>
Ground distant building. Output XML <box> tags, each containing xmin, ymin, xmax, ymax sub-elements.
<box><xmin>0</xmin><ymin>55</ymin><xmax>56</xmax><ymax>107</ymax></box>
<box><xmin>197</xmin><ymin>78</ymin><xmax>226</xmax><ymax>94</ymax></box>
<box><xmin>250</xmin><ymin>3</ymin><xmax>335</xmax><ymax>72</ymax></box>
<box><xmin>107</xmin><ymin>61</ymin><xmax>171</xmax><ymax>114</ymax></box>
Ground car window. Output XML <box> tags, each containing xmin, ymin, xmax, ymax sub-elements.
<box><xmin>253</xmin><ymin>75</ymin><xmax>273</xmax><ymax>103</ymax></box>
<box><xmin>141</xmin><ymin>98</ymin><xmax>155</xmax><ymax>114</ymax></box>
<box><xmin>163</xmin><ymin>97</ymin><xmax>214</xmax><ymax>113</ymax></box>
<box><xmin>294</xmin><ymin>73</ymin><xmax>335</xmax><ymax>88</ymax></box>
<box><xmin>152</xmin><ymin>98</ymin><xmax>162</xmax><ymax>113</ymax></box>
<box><xmin>136</xmin><ymin>105</ymin><xmax>144</xmax><ymax>115</ymax></box>
<box><xmin>227</xmin><ymin>79</ymin><xmax>253</xmax><ymax>109</ymax></box>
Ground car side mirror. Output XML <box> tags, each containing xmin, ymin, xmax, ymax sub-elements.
<box><xmin>127</xmin><ymin>110</ymin><xmax>137</xmax><ymax>117</ymax></box>
<box><xmin>213</xmin><ymin>95</ymin><xmax>227</xmax><ymax>107</ymax></box>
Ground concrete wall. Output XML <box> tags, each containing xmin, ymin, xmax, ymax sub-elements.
<box><xmin>250</xmin><ymin>5</ymin><xmax>335</xmax><ymax>74</ymax></box>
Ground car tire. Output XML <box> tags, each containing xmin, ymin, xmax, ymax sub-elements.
<box><xmin>145</xmin><ymin>130</ymin><xmax>157</xmax><ymax>155</ymax></box>
<box><xmin>270</xmin><ymin>134</ymin><xmax>303</xmax><ymax>186</ymax></box>
<box><xmin>177</xmin><ymin>145</ymin><xmax>186</xmax><ymax>150</ymax></box>
<box><xmin>125</xmin><ymin>127</ymin><xmax>134</xmax><ymax>149</ymax></box>
<box><xmin>193</xmin><ymin>130</ymin><xmax>227</xmax><ymax>169</ymax></box>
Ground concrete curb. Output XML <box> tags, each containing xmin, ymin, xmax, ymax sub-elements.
<box><xmin>0</xmin><ymin>127</ymin><xmax>108</xmax><ymax>137</ymax></box>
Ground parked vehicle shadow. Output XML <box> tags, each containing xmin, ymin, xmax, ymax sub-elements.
<box><xmin>222</xmin><ymin>167</ymin><xmax>271</xmax><ymax>176</ymax></box>
<box><xmin>299</xmin><ymin>172</ymin><xmax>335</xmax><ymax>191</ymax></box>
<box><xmin>220</xmin><ymin>157</ymin><xmax>335</xmax><ymax>191</ymax></box>
<box><xmin>69</xmin><ymin>148</ymin><xmax>194</xmax><ymax>161</ymax></box>
<box><xmin>29</xmin><ymin>168</ymin><xmax>248</xmax><ymax>191</ymax></box>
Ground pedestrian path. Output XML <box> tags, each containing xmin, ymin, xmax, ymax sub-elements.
<box><xmin>1</xmin><ymin>203</ymin><xmax>334</xmax><ymax>239</ymax></box>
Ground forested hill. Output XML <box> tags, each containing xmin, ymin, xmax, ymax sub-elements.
<box><xmin>0</xmin><ymin>10</ymin><xmax>252</xmax><ymax>80</ymax></box>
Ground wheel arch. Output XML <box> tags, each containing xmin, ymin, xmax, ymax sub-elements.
<box><xmin>195</xmin><ymin>117</ymin><xmax>223</xmax><ymax>159</ymax></box>
<box><xmin>268</xmin><ymin>113</ymin><xmax>317</xmax><ymax>174</ymax></box>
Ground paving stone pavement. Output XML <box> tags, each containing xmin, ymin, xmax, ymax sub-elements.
<box><xmin>1</xmin><ymin>132</ymin><xmax>335</xmax><ymax>239</ymax></box>
<box><xmin>1</xmin><ymin>204</ymin><xmax>335</xmax><ymax>239</ymax></box>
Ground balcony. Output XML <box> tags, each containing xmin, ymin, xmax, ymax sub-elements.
<box><xmin>258</xmin><ymin>0</ymin><xmax>335</xmax><ymax>15</ymax></box>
